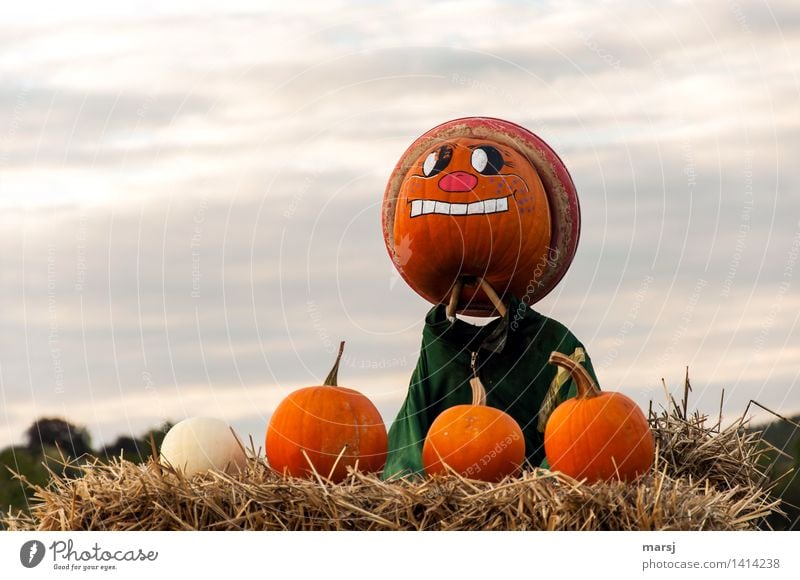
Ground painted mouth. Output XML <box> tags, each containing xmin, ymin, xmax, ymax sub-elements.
<box><xmin>409</xmin><ymin>195</ymin><xmax>509</xmax><ymax>218</ymax></box>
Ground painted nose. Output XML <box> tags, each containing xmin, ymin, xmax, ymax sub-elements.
<box><xmin>438</xmin><ymin>171</ymin><xmax>478</xmax><ymax>192</ymax></box>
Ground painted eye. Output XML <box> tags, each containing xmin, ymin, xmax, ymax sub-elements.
<box><xmin>422</xmin><ymin>145</ymin><xmax>453</xmax><ymax>177</ymax></box>
<box><xmin>471</xmin><ymin>146</ymin><xmax>504</xmax><ymax>175</ymax></box>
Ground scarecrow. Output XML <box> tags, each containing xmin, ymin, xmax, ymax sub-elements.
<box><xmin>381</xmin><ymin>117</ymin><xmax>599</xmax><ymax>478</ymax></box>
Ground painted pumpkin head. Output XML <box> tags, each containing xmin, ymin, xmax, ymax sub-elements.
<box><xmin>383</xmin><ymin>117</ymin><xmax>581</xmax><ymax>316</ymax></box>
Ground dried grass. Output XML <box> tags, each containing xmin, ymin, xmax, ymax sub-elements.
<box><xmin>1</xmin><ymin>387</ymin><xmax>783</xmax><ymax>531</ymax></box>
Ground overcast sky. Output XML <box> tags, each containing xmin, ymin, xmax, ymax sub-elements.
<box><xmin>1</xmin><ymin>0</ymin><xmax>799</xmax><ymax>448</ymax></box>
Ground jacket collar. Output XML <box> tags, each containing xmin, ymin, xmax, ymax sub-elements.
<box><xmin>424</xmin><ymin>295</ymin><xmax>528</xmax><ymax>354</ymax></box>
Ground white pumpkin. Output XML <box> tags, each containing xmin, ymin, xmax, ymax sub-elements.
<box><xmin>160</xmin><ymin>417</ymin><xmax>247</xmax><ymax>476</ymax></box>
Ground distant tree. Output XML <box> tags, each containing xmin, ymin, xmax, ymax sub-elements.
<box><xmin>97</xmin><ymin>421</ymin><xmax>174</xmax><ymax>464</ymax></box>
<box><xmin>24</xmin><ymin>418</ymin><xmax>92</xmax><ymax>458</ymax></box>
<box><xmin>144</xmin><ymin>421</ymin><xmax>174</xmax><ymax>452</ymax></box>
<box><xmin>2</xmin><ymin>418</ymin><xmax>181</xmax><ymax>520</ymax></box>
<box><xmin>0</xmin><ymin>446</ymin><xmax>50</xmax><ymax>520</ymax></box>
<box><xmin>99</xmin><ymin>436</ymin><xmax>146</xmax><ymax>462</ymax></box>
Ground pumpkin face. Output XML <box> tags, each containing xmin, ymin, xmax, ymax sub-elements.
<box><xmin>391</xmin><ymin>137</ymin><xmax>551</xmax><ymax>313</ymax></box>
<box><xmin>383</xmin><ymin>118</ymin><xmax>582</xmax><ymax>316</ymax></box>
<box><xmin>544</xmin><ymin>352</ymin><xmax>654</xmax><ymax>483</ymax></box>
<box><xmin>422</xmin><ymin>372</ymin><xmax>525</xmax><ymax>482</ymax></box>
<box><xmin>265</xmin><ymin>343</ymin><xmax>388</xmax><ymax>482</ymax></box>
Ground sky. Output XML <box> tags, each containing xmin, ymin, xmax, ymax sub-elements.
<box><xmin>1</xmin><ymin>0</ymin><xmax>799</xmax><ymax>449</ymax></box>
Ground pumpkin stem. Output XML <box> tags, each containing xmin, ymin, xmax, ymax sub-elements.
<box><xmin>324</xmin><ymin>341</ymin><xmax>345</xmax><ymax>386</ymax></box>
<box><xmin>469</xmin><ymin>377</ymin><xmax>487</xmax><ymax>406</ymax></box>
<box><xmin>548</xmin><ymin>351</ymin><xmax>600</xmax><ymax>399</ymax></box>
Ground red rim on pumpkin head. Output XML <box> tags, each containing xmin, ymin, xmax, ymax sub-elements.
<box><xmin>382</xmin><ymin>117</ymin><xmax>581</xmax><ymax>316</ymax></box>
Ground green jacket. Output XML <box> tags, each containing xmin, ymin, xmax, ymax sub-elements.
<box><xmin>384</xmin><ymin>296</ymin><xmax>599</xmax><ymax>479</ymax></box>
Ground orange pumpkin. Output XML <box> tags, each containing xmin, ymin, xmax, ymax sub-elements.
<box><xmin>383</xmin><ymin>117</ymin><xmax>581</xmax><ymax>316</ymax></box>
<box><xmin>544</xmin><ymin>352</ymin><xmax>654</xmax><ymax>483</ymax></box>
<box><xmin>422</xmin><ymin>356</ymin><xmax>525</xmax><ymax>482</ymax></box>
<box><xmin>266</xmin><ymin>342</ymin><xmax>388</xmax><ymax>482</ymax></box>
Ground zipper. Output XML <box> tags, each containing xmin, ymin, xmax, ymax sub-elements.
<box><xmin>470</xmin><ymin>350</ymin><xmax>479</xmax><ymax>379</ymax></box>
<box><xmin>469</xmin><ymin>350</ymin><xmax>487</xmax><ymax>406</ymax></box>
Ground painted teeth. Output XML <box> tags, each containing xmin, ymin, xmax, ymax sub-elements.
<box><xmin>409</xmin><ymin>196</ymin><xmax>510</xmax><ymax>218</ymax></box>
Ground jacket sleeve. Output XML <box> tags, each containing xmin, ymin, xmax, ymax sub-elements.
<box><xmin>383</xmin><ymin>358</ymin><xmax>432</xmax><ymax>480</ymax></box>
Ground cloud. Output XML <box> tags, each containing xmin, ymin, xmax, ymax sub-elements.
<box><xmin>1</xmin><ymin>0</ymin><xmax>799</xmax><ymax>446</ymax></box>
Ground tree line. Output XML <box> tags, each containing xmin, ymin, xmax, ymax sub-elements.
<box><xmin>0</xmin><ymin>417</ymin><xmax>172</xmax><ymax>517</ymax></box>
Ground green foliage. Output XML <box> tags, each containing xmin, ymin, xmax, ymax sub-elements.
<box><xmin>98</xmin><ymin>421</ymin><xmax>173</xmax><ymax>463</ymax></box>
<box><xmin>753</xmin><ymin>414</ymin><xmax>800</xmax><ymax>530</ymax></box>
<box><xmin>25</xmin><ymin>417</ymin><xmax>92</xmax><ymax>458</ymax></box>
<box><xmin>0</xmin><ymin>447</ymin><xmax>49</xmax><ymax>525</ymax></box>
<box><xmin>1</xmin><ymin>418</ymin><xmax>175</xmax><ymax>520</ymax></box>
